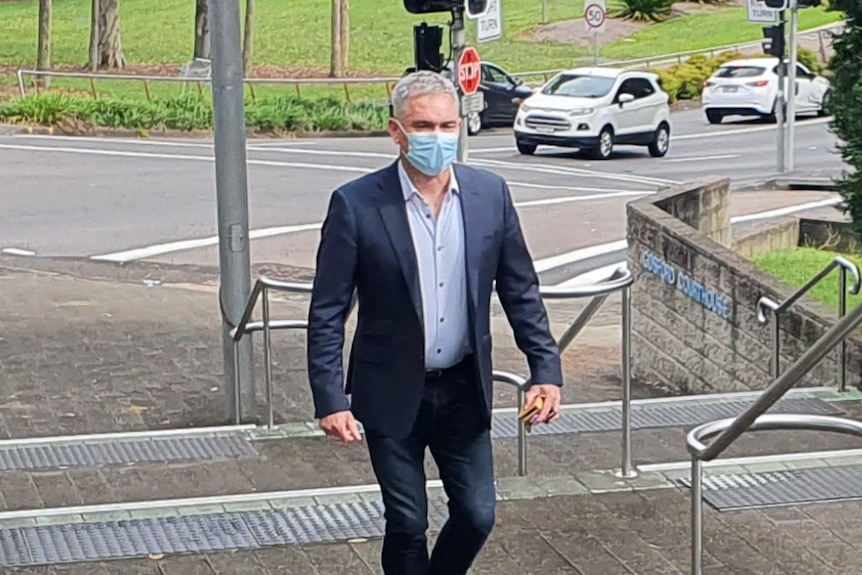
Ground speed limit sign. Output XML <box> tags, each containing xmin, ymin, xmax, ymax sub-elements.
<box><xmin>584</xmin><ymin>0</ymin><xmax>606</xmax><ymax>33</ymax></box>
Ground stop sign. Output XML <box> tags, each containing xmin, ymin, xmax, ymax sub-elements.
<box><xmin>457</xmin><ymin>47</ymin><xmax>481</xmax><ymax>95</ymax></box>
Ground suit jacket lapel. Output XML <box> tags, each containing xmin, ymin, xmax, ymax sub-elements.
<box><xmin>377</xmin><ymin>161</ymin><xmax>424</xmax><ymax>325</ymax></box>
<box><xmin>454</xmin><ymin>164</ymin><xmax>482</xmax><ymax>315</ymax></box>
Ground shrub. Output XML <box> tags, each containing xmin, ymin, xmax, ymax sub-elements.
<box><xmin>611</xmin><ymin>0</ymin><xmax>673</xmax><ymax>22</ymax></box>
<box><xmin>827</xmin><ymin>0</ymin><xmax>862</xmax><ymax>234</ymax></box>
<box><xmin>654</xmin><ymin>51</ymin><xmax>741</xmax><ymax>102</ymax></box>
<box><xmin>0</xmin><ymin>92</ymin><xmax>389</xmax><ymax>133</ymax></box>
<box><xmin>797</xmin><ymin>46</ymin><xmax>821</xmax><ymax>74</ymax></box>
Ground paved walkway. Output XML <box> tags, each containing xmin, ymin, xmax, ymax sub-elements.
<box><xmin>3</xmin><ymin>259</ymin><xmax>862</xmax><ymax>574</ymax></box>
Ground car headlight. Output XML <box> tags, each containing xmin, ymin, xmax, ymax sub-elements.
<box><xmin>520</xmin><ymin>103</ymin><xmax>533</xmax><ymax>112</ymax></box>
<box><xmin>568</xmin><ymin>108</ymin><xmax>594</xmax><ymax>116</ymax></box>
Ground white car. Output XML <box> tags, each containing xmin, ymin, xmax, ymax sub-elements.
<box><xmin>513</xmin><ymin>67</ymin><xmax>671</xmax><ymax>160</ymax></box>
<box><xmin>701</xmin><ymin>57</ymin><xmax>831</xmax><ymax>124</ymax></box>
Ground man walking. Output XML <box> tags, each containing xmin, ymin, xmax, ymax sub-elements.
<box><xmin>307</xmin><ymin>70</ymin><xmax>563</xmax><ymax>575</ymax></box>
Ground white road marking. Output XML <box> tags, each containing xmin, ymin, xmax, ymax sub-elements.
<box><xmin>731</xmin><ymin>198</ymin><xmax>841</xmax><ymax>222</ymax></box>
<box><xmin>473</xmin><ymin>158</ymin><xmax>678</xmax><ymax>186</ymax></box>
<box><xmin>673</xmin><ymin>117</ymin><xmax>831</xmax><ymax>140</ymax></box>
<box><xmin>533</xmin><ymin>240</ymin><xmax>629</xmax><ymax>273</ymax></box>
<box><xmin>91</xmin><ymin>223</ymin><xmax>323</xmax><ymax>263</ymax></box>
<box><xmin>0</xmin><ymin>144</ymin><xmax>374</xmax><ymax>174</ymax></box>
<box><xmin>1</xmin><ymin>247</ymin><xmax>36</xmax><ymax>256</ymax></box>
<box><xmin>509</xmin><ymin>180</ymin><xmax>652</xmax><ymax>194</ymax></box>
<box><xmin>12</xmin><ymin>134</ymin><xmax>318</xmax><ymax>148</ymax></box>
<box><xmin>661</xmin><ymin>153</ymin><xmax>741</xmax><ymax>163</ymax></box>
<box><xmin>88</xmin><ymin>192</ymin><xmax>646</xmax><ymax>263</ymax></box>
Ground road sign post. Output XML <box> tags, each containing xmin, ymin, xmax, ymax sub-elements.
<box><xmin>455</xmin><ymin>43</ymin><xmax>481</xmax><ymax>162</ymax></box>
<box><xmin>477</xmin><ymin>0</ymin><xmax>502</xmax><ymax>43</ymax></box>
<box><xmin>584</xmin><ymin>0</ymin><xmax>606</xmax><ymax>64</ymax></box>
<box><xmin>209</xmin><ymin>0</ymin><xmax>254</xmax><ymax>421</ymax></box>
<box><xmin>785</xmin><ymin>0</ymin><xmax>798</xmax><ymax>172</ymax></box>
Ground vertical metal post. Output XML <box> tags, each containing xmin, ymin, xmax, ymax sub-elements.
<box><xmin>771</xmin><ymin>312</ymin><xmax>781</xmax><ymax>378</ymax></box>
<box><xmin>209</xmin><ymin>0</ymin><xmax>255</xmax><ymax>423</ymax></box>
<box><xmin>785</xmin><ymin>0</ymin><xmax>798</xmax><ymax>172</ymax></box>
<box><xmin>594</xmin><ymin>32</ymin><xmax>599</xmax><ymax>65</ymax></box>
<box><xmin>233</xmin><ymin>342</ymin><xmax>241</xmax><ymax>424</ymax></box>
<box><xmin>690</xmin><ymin>457</ymin><xmax>704</xmax><ymax>575</ymax></box>
<box><xmin>516</xmin><ymin>389</ymin><xmax>527</xmax><ymax>476</ymax></box>
<box><xmin>620</xmin><ymin>286</ymin><xmax>636</xmax><ymax>478</ymax></box>
<box><xmin>262</xmin><ymin>288</ymin><xmax>275</xmax><ymax>430</ymax></box>
<box><xmin>451</xmin><ymin>8</ymin><xmax>469</xmax><ymax>163</ymax></box>
<box><xmin>839</xmin><ymin>267</ymin><xmax>848</xmax><ymax>392</ymax></box>
<box><xmin>541</xmin><ymin>0</ymin><xmax>547</xmax><ymax>23</ymax></box>
<box><xmin>775</xmin><ymin>13</ymin><xmax>786</xmax><ymax>173</ymax></box>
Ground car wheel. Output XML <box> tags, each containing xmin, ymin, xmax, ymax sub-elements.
<box><xmin>591</xmin><ymin>126</ymin><xmax>614</xmax><ymax>160</ymax></box>
<box><xmin>818</xmin><ymin>90</ymin><xmax>831</xmax><ymax>117</ymax></box>
<box><xmin>706</xmin><ymin>110</ymin><xmax>723</xmax><ymax>125</ymax></box>
<box><xmin>516</xmin><ymin>140</ymin><xmax>537</xmax><ymax>155</ymax></box>
<box><xmin>648</xmin><ymin>123</ymin><xmax>670</xmax><ymax>158</ymax></box>
<box><xmin>467</xmin><ymin>112</ymin><xmax>482</xmax><ymax>135</ymax></box>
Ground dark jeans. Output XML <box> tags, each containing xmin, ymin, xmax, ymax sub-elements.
<box><xmin>364</xmin><ymin>359</ymin><xmax>496</xmax><ymax>575</ymax></box>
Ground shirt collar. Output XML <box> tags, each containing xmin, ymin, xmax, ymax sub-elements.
<box><xmin>397</xmin><ymin>159</ymin><xmax>459</xmax><ymax>202</ymax></box>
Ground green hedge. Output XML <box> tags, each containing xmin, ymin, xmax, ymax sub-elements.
<box><xmin>0</xmin><ymin>92</ymin><xmax>389</xmax><ymax>133</ymax></box>
<box><xmin>655</xmin><ymin>46</ymin><xmax>823</xmax><ymax>102</ymax></box>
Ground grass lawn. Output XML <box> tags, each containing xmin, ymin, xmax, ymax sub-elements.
<box><xmin>0</xmin><ymin>0</ymin><xmax>843</xmax><ymax>102</ymax></box>
<box><xmin>751</xmin><ymin>247</ymin><xmax>862</xmax><ymax>311</ymax></box>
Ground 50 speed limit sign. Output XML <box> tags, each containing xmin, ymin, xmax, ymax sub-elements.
<box><xmin>584</xmin><ymin>1</ymin><xmax>606</xmax><ymax>33</ymax></box>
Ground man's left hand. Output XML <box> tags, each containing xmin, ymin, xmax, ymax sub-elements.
<box><xmin>524</xmin><ymin>384</ymin><xmax>562</xmax><ymax>425</ymax></box>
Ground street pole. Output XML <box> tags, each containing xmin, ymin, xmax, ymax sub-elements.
<box><xmin>785</xmin><ymin>0</ymin><xmax>798</xmax><ymax>172</ymax></box>
<box><xmin>451</xmin><ymin>7</ymin><xmax>469</xmax><ymax>163</ymax></box>
<box><xmin>775</xmin><ymin>13</ymin><xmax>786</xmax><ymax>173</ymax></box>
<box><xmin>541</xmin><ymin>0</ymin><xmax>547</xmax><ymax>23</ymax></box>
<box><xmin>208</xmin><ymin>0</ymin><xmax>254</xmax><ymax>422</ymax></box>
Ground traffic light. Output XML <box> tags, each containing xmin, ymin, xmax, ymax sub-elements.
<box><xmin>762</xmin><ymin>0</ymin><xmax>788</xmax><ymax>8</ymax></box>
<box><xmin>414</xmin><ymin>23</ymin><xmax>444</xmax><ymax>71</ymax></box>
<box><xmin>402</xmin><ymin>0</ymin><xmax>488</xmax><ymax>15</ymax></box>
<box><xmin>762</xmin><ymin>25</ymin><xmax>785</xmax><ymax>57</ymax></box>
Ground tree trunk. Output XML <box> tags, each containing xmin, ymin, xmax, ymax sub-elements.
<box><xmin>242</xmin><ymin>0</ymin><xmax>254</xmax><ymax>75</ymax></box>
<box><xmin>194</xmin><ymin>0</ymin><xmax>210</xmax><ymax>59</ymax></box>
<box><xmin>36</xmin><ymin>0</ymin><xmax>51</xmax><ymax>88</ymax></box>
<box><xmin>329</xmin><ymin>0</ymin><xmax>346</xmax><ymax>77</ymax></box>
<box><xmin>88</xmin><ymin>0</ymin><xmax>99</xmax><ymax>72</ymax></box>
<box><xmin>98</xmin><ymin>0</ymin><xmax>125</xmax><ymax>69</ymax></box>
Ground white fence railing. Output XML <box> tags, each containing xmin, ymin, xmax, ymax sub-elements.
<box><xmin>14</xmin><ymin>20</ymin><xmax>845</xmax><ymax>101</ymax></box>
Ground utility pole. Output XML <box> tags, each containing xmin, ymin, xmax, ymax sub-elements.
<box><xmin>208</xmin><ymin>0</ymin><xmax>254</xmax><ymax>422</ymax></box>
<box><xmin>451</xmin><ymin>6</ymin><xmax>469</xmax><ymax>163</ymax></box>
<box><xmin>775</xmin><ymin>14</ymin><xmax>786</xmax><ymax>173</ymax></box>
<box><xmin>785</xmin><ymin>0</ymin><xmax>798</xmax><ymax>172</ymax></box>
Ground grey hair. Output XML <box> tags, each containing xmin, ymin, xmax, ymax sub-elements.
<box><xmin>391</xmin><ymin>70</ymin><xmax>459</xmax><ymax>119</ymax></box>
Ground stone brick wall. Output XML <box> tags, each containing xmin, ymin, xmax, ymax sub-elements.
<box><xmin>626</xmin><ymin>176</ymin><xmax>862</xmax><ymax>393</ymax></box>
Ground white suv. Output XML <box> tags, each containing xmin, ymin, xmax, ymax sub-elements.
<box><xmin>513</xmin><ymin>67</ymin><xmax>671</xmax><ymax>160</ymax></box>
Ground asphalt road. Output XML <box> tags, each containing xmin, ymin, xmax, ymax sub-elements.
<box><xmin>0</xmin><ymin>108</ymin><xmax>846</xmax><ymax>286</ymax></box>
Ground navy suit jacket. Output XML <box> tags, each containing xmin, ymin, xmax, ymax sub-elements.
<box><xmin>306</xmin><ymin>160</ymin><xmax>563</xmax><ymax>439</ymax></box>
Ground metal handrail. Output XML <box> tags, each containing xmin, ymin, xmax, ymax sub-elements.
<box><xmin>229</xmin><ymin>276</ymin><xmax>317</xmax><ymax>430</ymax></box>
<box><xmin>687</xmin><ymin>413</ymin><xmax>862</xmax><ymax>575</ymax></box>
<box><xmin>495</xmin><ymin>266</ymin><xmax>636</xmax><ymax>478</ymax></box>
<box><xmin>756</xmin><ymin>256</ymin><xmax>860</xmax><ymax>390</ymax></box>
<box><xmin>229</xmin><ymin>265</ymin><xmax>634</xmax><ymax>473</ymax></box>
<box><xmin>691</xmin><ymin>298</ymin><xmax>862</xmax><ymax>465</ymax></box>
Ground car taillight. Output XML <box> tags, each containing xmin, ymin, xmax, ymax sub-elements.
<box><xmin>746</xmin><ymin>80</ymin><xmax>769</xmax><ymax>87</ymax></box>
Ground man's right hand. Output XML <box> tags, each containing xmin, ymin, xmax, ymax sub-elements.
<box><xmin>318</xmin><ymin>410</ymin><xmax>362</xmax><ymax>443</ymax></box>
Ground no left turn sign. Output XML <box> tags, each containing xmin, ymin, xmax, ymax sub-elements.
<box><xmin>584</xmin><ymin>1</ymin><xmax>606</xmax><ymax>33</ymax></box>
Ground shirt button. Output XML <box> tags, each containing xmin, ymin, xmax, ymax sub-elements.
<box><xmin>436</xmin><ymin>348</ymin><xmax>442</xmax><ymax>354</ymax></box>
<box><xmin>437</xmin><ymin>246</ymin><xmax>443</xmax><ymax>251</ymax></box>
<box><xmin>440</xmin><ymin>318</ymin><xmax>445</xmax><ymax>323</ymax></box>
<box><xmin>439</xmin><ymin>282</ymin><xmax>444</xmax><ymax>287</ymax></box>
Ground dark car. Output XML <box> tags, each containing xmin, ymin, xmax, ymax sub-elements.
<box><xmin>439</xmin><ymin>61</ymin><xmax>536</xmax><ymax>135</ymax></box>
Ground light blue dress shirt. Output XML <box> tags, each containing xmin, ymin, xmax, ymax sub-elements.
<box><xmin>398</xmin><ymin>161</ymin><xmax>471</xmax><ymax>369</ymax></box>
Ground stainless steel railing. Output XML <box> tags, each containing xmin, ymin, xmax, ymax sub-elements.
<box><xmin>230</xmin><ymin>266</ymin><xmax>634</xmax><ymax>462</ymax></box>
<box><xmin>494</xmin><ymin>266</ymin><xmax>635</xmax><ymax>478</ymax></box>
<box><xmin>757</xmin><ymin>256</ymin><xmax>860</xmax><ymax>388</ymax></box>
<box><xmin>686</xmin><ymin>298</ymin><xmax>862</xmax><ymax>575</ymax></box>
<box><xmin>230</xmin><ymin>277</ymin><xmax>317</xmax><ymax>430</ymax></box>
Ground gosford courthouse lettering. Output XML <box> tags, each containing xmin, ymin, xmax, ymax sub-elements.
<box><xmin>640</xmin><ymin>250</ymin><xmax>733</xmax><ymax>320</ymax></box>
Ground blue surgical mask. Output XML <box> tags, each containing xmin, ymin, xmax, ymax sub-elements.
<box><xmin>397</xmin><ymin>123</ymin><xmax>459</xmax><ymax>176</ymax></box>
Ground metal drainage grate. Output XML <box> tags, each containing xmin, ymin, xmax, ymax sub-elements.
<box><xmin>0</xmin><ymin>499</ymin><xmax>451</xmax><ymax>567</ymax></box>
<box><xmin>0</xmin><ymin>435</ymin><xmax>259</xmax><ymax>472</ymax></box>
<box><xmin>490</xmin><ymin>396</ymin><xmax>839</xmax><ymax>438</ymax></box>
<box><xmin>679</xmin><ymin>464</ymin><xmax>862</xmax><ymax>511</ymax></box>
